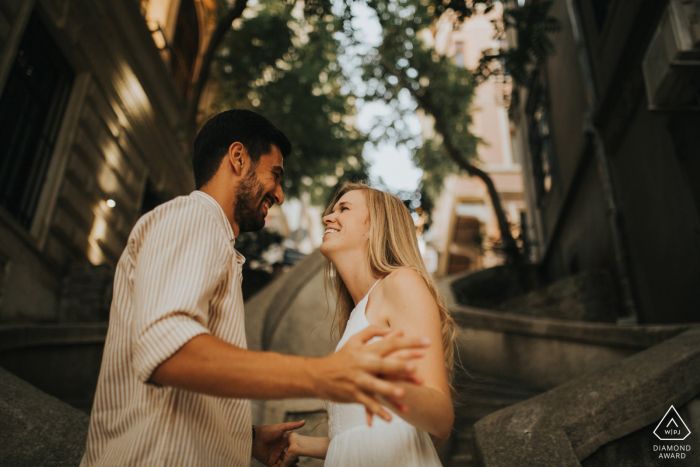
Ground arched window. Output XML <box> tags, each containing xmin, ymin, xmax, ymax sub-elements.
<box><xmin>171</xmin><ymin>0</ymin><xmax>199</xmax><ymax>99</ymax></box>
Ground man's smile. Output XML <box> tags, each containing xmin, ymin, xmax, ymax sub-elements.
<box><xmin>261</xmin><ymin>197</ymin><xmax>273</xmax><ymax>216</ymax></box>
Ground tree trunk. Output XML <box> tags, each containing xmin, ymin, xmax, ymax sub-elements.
<box><xmin>379</xmin><ymin>54</ymin><xmax>522</xmax><ymax>263</ymax></box>
<box><xmin>185</xmin><ymin>0</ymin><xmax>249</xmax><ymax>144</ymax></box>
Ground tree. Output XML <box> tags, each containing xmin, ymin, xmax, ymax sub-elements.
<box><xmin>357</xmin><ymin>0</ymin><xmax>520</xmax><ymax>261</ymax></box>
<box><xmin>184</xmin><ymin>0</ymin><xmax>371</xmax><ymax>206</ymax></box>
<box><xmin>186</xmin><ymin>0</ymin><xmax>249</xmax><ymax>143</ymax></box>
<box><xmin>347</xmin><ymin>0</ymin><xmax>560</xmax><ymax>263</ymax></box>
<box><xmin>208</xmin><ymin>0</ymin><xmax>368</xmax><ymax>204</ymax></box>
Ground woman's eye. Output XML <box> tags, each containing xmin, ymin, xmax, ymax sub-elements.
<box><xmin>340</xmin><ymin>207</ymin><xmax>348</xmax><ymax>212</ymax></box>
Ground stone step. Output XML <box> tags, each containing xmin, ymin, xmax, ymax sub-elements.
<box><xmin>441</xmin><ymin>367</ymin><xmax>545</xmax><ymax>466</ymax></box>
<box><xmin>449</xmin><ymin>453</ymin><xmax>475</xmax><ymax>466</ymax></box>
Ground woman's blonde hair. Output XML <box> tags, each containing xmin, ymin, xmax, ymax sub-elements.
<box><xmin>323</xmin><ymin>181</ymin><xmax>457</xmax><ymax>397</ymax></box>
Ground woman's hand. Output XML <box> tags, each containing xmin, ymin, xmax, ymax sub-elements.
<box><xmin>280</xmin><ymin>432</ymin><xmax>303</xmax><ymax>467</ymax></box>
<box><xmin>312</xmin><ymin>326</ymin><xmax>428</xmax><ymax>422</ymax></box>
<box><xmin>281</xmin><ymin>433</ymin><xmax>330</xmax><ymax>466</ymax></box>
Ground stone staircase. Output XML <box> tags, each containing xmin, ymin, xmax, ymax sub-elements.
<box><xmin>439</xmin><ymin>367</ymin><xmax>545</xmax><ymax>466</ymax></box>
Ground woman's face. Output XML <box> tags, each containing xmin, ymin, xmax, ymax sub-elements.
<box><xmin>320</xmin><ymin>190</ymin><xmax>371</xmax><ymax>259</ymax></box>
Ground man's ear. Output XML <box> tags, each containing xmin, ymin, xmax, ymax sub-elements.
<box><xmin>228</xmin><ymin>142</ymin><xmax>248</xmax><ymax>177</ymax></box>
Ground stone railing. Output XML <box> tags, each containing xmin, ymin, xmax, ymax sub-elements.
<box><xmin>471</xmin><ymin>327</ymin><xmax>700</xmax><ymax>466</ymax></box>
<box><xmin>0</xmin><ymin>365</ymin><xmax>89</xmax><ymax>466</ymax></box>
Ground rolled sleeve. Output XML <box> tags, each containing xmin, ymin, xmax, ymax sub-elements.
<box><xmin>131</xmin><ymin>200</ymin><xmax>230</xmax><ymax>384</ymax></box>
<box><xmin>132</xmin><ymin>313</ymin><xmax>210</xmax><ymax>383</ymax></box>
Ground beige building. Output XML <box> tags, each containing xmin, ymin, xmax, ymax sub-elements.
<box><xmin>0</xmin><ymin>0</ymin><xmax>217</xmax><ymax>322</ymax></box>
<box><xmin>425</xmin><ymin>5</ymin><xmax>527</xmax><ymax>277</ymax></box>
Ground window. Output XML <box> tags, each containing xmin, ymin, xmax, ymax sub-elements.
<box><xmin>0</xmin><ymin>13</ymin><xmax>74</xmax><ymax>229</ymax></box>
<box><xmin>453</xmin><ymin>215</ymin><xmax>481</xmax><ymax>246</ymax></box>
<box><xmin>448</xmin><ymin>215</ymin><xmax>482</xmax><ymax>275</ymax></box>
<box><xmin>171</xmin><ymin>0</ymin><xmax>199</xmax><ymax>99</ymax></box>
<box><xmin>526</xmin><ymin>76</ymin><xmax>554</xmax><ymax>204</ymax></box>
<box><xmin>455</xmin><ymin>41</ymin><xmax>465</xmax><ymax>68</ymax></box>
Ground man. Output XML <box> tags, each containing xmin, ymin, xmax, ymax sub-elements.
<box><xmin>81</xmin><ymin>110</ymin><xmax>428</xmax><ymax>467</ymax></box>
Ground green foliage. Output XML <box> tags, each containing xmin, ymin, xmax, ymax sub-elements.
<box><xmin>434</xmin><ymin>0</ymin><xmax>562</xmax><ymax>86</ymax></box>
<box><xmin>425</xmin><ymin>0</ymin><xmax>495</xmax><ymax>21</ymax></box>
<box><xmin>235</xmin><ymin>229</ymin><xmax>284</xmax><ymax>263</ymax></box>
<box><xmin>414</xmin><ymin>138</ymin><xmax>459</xmax><ymax>203</ymax></box>
<box><xmin>210</xmin><ymin>0</ymin><xmax>369</xmax><ymax>205</ymax></box>
<box><xmin>346</xmin><ymin>0</ymin><xmax>560</xmax><ymax>87</ymax></box>
<box><xmin>359</xmin><ymin>0</ymin><xmax>480</xmax><ymax>199</ymax></box>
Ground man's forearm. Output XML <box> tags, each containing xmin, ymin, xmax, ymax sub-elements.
<box><xmin>150</xmin><ymin>334</ymin><xmax>318</xmax><ymax>399</ymax></box>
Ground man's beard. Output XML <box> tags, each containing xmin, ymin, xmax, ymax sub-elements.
<box><xmin>234</xmin><ymin>170</ymin><xmax>268</xmax><ymax>233</ymax></box>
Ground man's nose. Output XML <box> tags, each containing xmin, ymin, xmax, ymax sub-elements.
<box><xmin>273</xmin><ymin>184</ymin><xmax>284</xmax><ymax>205</ymax></box>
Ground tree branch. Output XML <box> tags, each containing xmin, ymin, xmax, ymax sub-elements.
<box><xmin>379</xmin><ymin>51</ymin><xmax>520</xmax><ymax>260</ymax></box>
<box><xmin>186</xmin><ymin>0</ymin><xmax>249</xmax><ymax>142</ymax></box>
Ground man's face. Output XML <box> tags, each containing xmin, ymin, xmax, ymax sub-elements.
<box><xmin>234</xmin><ymin>145</ymin><xmax>284</xmax><ymax>233</ymax></box>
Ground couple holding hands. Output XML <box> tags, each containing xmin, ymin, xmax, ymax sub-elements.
<box><xmin>81</xmin><ymin>110</ymin><xmax>455</xmax><ymax>467</ymax></box>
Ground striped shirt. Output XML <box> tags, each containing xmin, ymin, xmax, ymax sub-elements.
<box><xmin>81</xmin><ymin>191</ymin><xmax>251</xmax><ymax>467</ymax></box>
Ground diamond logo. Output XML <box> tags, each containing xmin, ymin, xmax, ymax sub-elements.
<box><xmin>654</xmin><ymin>405</ymin><xmax>691</xmax><ymax>441</ymax></box>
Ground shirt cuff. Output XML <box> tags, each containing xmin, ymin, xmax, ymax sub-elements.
<box><xmin>132</xmin><ymin>313</ymin><xmax>210</xmax><ymax>384</ymax></box>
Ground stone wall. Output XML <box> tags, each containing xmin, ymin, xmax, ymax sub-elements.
<box><xmin>58</xmin><ymin>264</ymin><xmax>114</xmax><ymax>322</ymax></box>
<box><xmin>498</xmin><ymin>269</ymin><xmax>618</xmax><ymax>323</ymax></box>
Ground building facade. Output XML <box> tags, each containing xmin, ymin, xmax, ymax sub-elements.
<box><xmin>426</xmin><ymin>5</ymin><xmax>527</xmax><ymax>277</ymax></box>
<box><xmin>0</xmin><ymin>0</ymin><xmax>216</xmax><ymax>323</ymax></box>
<box><xmin>510</xmin><ymin>0</ymin><xmax>700</xmax><ymax>324</ymax></box>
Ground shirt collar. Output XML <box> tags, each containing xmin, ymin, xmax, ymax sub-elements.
<box><xmin>190</xmin><ymin>190</ymin><xmax>246</xmax><ymax>265</ymax></box>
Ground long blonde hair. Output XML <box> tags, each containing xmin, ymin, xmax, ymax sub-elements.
<box><xmin>323</xmin><ymin>182</ymin><xmax>457</xmax><ymax>397</ymax></box>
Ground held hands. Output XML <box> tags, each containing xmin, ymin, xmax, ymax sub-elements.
<box><xmin>281</xmin><ymin>432</ymin><xmax>302</xmax><ymax>467</ymax></box>
<box><xmin>280</xmin><ymin>432</ymin><xmax>324</xmax><ymax>467</ymax></box>
<box><xmin>312</xmin><ymin>326</ymin><xmax>429</xmax><ymax>423</ymax></box>
<box><xmin>252</xmin><ymin>420</ymin><xmax>305</xmax><ymax>467</ymax></box>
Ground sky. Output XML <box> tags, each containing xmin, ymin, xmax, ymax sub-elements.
<box><xmin>340</xmin><ymin>3</ymin><xmax>424</xmax><ymax>193</ymax></box>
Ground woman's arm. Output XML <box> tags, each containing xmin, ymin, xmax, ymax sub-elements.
<box><xmin>368</xmin><ymin>268</ymin><xmax>455</xmax><ymax>439</ymax></box>
<box><xmin>281</xmin><ymin>433</ymin><xmax>330</xmax><ymax>466</ymax></box>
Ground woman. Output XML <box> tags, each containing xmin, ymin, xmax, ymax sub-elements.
<box><xmin>281</xmin><ymin>182</ymin><xmax>456</xmax><ymax>467</ymax></box>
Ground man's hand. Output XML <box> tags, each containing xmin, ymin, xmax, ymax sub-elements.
<box><xmin>252</xmin><ymin>420</ymin><xmax>305</xmax><ymax>467</ymax></box>
<box><xmin>311</xmin><ymin>326</ymin><xmax>429</xmax><ymax>423</ymax></box>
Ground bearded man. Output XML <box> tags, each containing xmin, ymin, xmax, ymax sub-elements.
<box><xmin>81</xmin><ymin>110</ymin><xmax>427</xmax><ymax>467</ymax></box>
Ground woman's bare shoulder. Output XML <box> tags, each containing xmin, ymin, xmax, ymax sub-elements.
<box><xmin>375</xmin><ymin>268</ymin><xmax>439</xmax><ymax>328</ymax></box>
<box><xmin>382</xmin><ymin>268</ymin><xmax>433</xmax><ymax>304</ymax></box>
<box><xmin>384</xmin><ymin>267</ymin><xmax>424</xmax><ymax>286</ymax></box>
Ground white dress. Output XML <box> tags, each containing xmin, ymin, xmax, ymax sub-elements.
<box><xmin>324</xmin><ymin>280</ymin><xmax>443</xmax><ymax>467</ymax></box>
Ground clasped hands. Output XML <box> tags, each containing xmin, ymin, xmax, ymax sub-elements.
<box><xmin>254</xmin><ymin>326</ymin><xmax>428</xmax><ymax>466</ymax></box>
<box><xmin>252</xmin><ymin>420</ymin><xmax>305</xmax><ymax>467</ymax></box>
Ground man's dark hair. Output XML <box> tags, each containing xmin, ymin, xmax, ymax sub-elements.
<box><xmin>193</xmin><ymin>109</ymin><xmax>292</xmax><ymax>189</ymax></box>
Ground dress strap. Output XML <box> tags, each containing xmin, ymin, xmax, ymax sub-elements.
<box><xmin>368</xmin><ymin>278</ymin><xmax>382</xmax><ymax>295</ymax></box>
<box><xmin>357</xmin><ymin>278</ymin><xmax>382</xmax><ymax>306</ymax></box>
